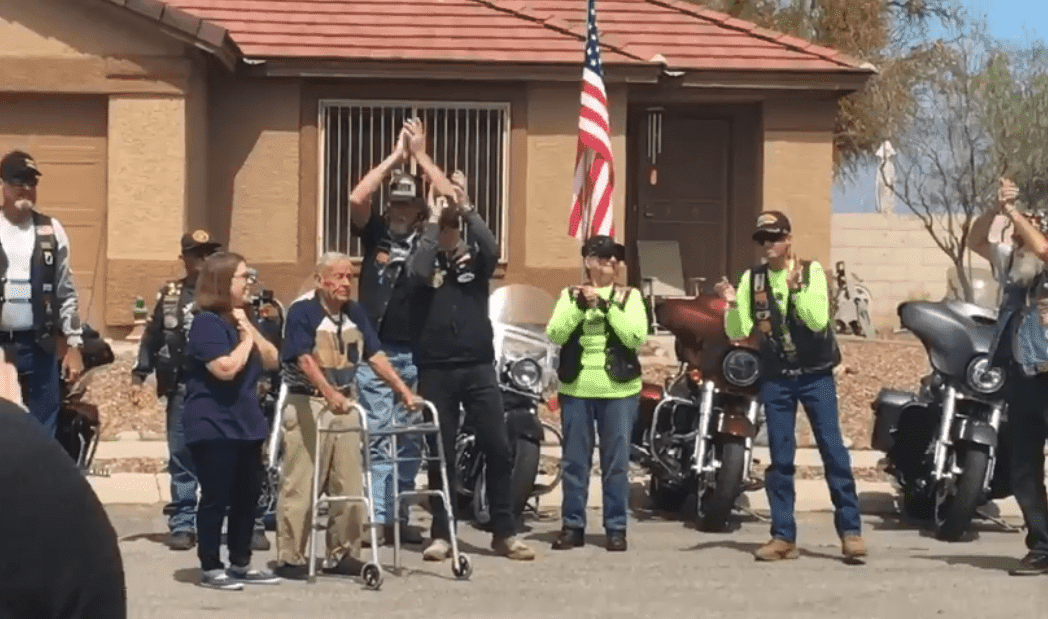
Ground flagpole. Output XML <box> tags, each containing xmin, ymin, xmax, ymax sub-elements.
<box><xmin>580</xmin><ymin>149</ymin><xmax>593</xmax><ymax>284</ymax></box>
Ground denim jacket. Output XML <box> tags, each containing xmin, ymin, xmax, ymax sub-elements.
<box><xmin>988</xmin><ymin>243</ymin><xmax>1048</xmax><ymax>377</ymax></box>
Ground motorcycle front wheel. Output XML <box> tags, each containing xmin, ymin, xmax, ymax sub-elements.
<box><xmin>699</xmin><ymin>437</ymin><xmax>747</xmax><ymax>532</ymax></box>
<box><xmin>934</xmin><ymin>446</ymin><xmax>990</xmax><ymax>542</ymax></box>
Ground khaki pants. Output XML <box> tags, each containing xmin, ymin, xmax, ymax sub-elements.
<box><xmin>276</xmin><ymin>393</ymin><xmax>364</xmax><ymax>565</ymax></box>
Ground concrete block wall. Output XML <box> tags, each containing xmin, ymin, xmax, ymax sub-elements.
<box><xmin>831</xmin><ymin>212</ymin><xmax>994</xmax><ymax>331</ymax></box>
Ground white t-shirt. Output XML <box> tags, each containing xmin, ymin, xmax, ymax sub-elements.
<box><xmin>0</xmin><ymin>215</ymin><xmax>70</xmax><ymax>331</ymax></box>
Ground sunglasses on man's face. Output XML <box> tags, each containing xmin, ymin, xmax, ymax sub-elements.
<box><xmin>755</xmin><ymin>232</ymin><xmax>787</xmax><ymax>245</ymax></box>
<box><xmin>3</xmin><ymin>177</ymin><xmax>37</xmax><ymax>189</ymax></box>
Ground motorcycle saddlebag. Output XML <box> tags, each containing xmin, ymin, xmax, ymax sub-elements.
<box><xmin>871</xmin><ymin>388</ymin><xmax>919</xmax><ymax>453</ymax></box>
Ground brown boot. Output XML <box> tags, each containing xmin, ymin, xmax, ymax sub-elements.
<box><xmin>754</xmin><ymin>538</ymin><xmax>799</xmax><ymax>562</ymax></box>
<box><xmin>841</xmin><ymin>535</ymin><xmax>867</xmax><ymax>564</ymax></box>
<box><xmin>492</xmin><ymin>536</ymin><xmax>536</xmax><ymax>561</ymax></box>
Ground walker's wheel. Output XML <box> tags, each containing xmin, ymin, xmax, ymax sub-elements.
<box><xmin>361</xmin><ymin>563</ymin><xmax>383</xmax><ymax>590</ymax></box>
<box><xmin>451</xmin><ymin>553</ymin><xmax>473</xmax><ymax>580</ymax></box>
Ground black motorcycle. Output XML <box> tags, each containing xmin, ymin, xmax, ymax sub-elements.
<box><xmin>456</xmin><ymin>284</ymin><xmax>563</xmax><ymax>527</ymax></box>
<box><xmin>872</xmin><ymin>299</ymin><xmax>1011</xmax><ymax>541</ymax></box>
<box><xmin>55</xmin><ymin>324</ymin><xmax>116</xmax><ymax>474</ymax></box>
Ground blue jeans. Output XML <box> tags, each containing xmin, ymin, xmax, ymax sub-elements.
<box><xmin>559</xmin><ymin>394</ymin><xmax>639</xmax><ymax>533</ymax></box>
<box><xmin>356</xmin><ymin>343</ymin><xmax>420</xmax><ymax>525</ymax></box>
<box><xmin>761</xmin><ymin>372</ymin><xmax>862</xmax><ymax>542</ymax></box>
<box><xmin>11</xmin><ymin>332</ymin><xmax>60</xmax><ymax>438</ymax></box>
<box><xmin>165</xmin><ymin>384</ymin><xmax>198</xmax><ymax>534</ymax></box>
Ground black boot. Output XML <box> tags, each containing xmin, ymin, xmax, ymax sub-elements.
<box><xmin>552</xmin><ymin>527</ymin><xmax>584</xmax><ymax>550</ymax></box>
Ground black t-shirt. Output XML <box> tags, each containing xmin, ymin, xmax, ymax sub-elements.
<box><xmin>356</xmin><ymin>214</ymin><xmax>417</xmax><ymax>345</ymax></box>
<box><xmin>0</xmin><ymin>403</ymin><xmax>126</xmax><ymax>618</ymax></box>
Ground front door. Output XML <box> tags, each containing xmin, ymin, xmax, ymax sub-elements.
<box><xmin>632</xmin><ymin>108</ymin><xmax>732</xmax><ymax>293</ymax></box>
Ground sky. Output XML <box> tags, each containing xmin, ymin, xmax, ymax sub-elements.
<box><xmin>833</xmin><ymin>0</ymin><xmax>1048</xmax><ymax>212</ymax></box>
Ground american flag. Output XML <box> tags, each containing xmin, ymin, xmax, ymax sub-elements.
<box><xmin>567</xmin><ymin>0</ymin><xmax>615</xmax><ymax>240</ymax></box>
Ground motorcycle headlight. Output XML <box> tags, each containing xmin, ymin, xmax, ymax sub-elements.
<box><xmin>509</xmin><ymin>358</ymin><xmax>542</xmax><ymax>391</ymax></box>
<box><xmin>966</xmin><ymin>355</ymin><xmax>1005</xmax><ymax>394</ymax></box>
<box><xmin>722</xmin><ymin>348</ymin><xmax>761</xmax><ymax>388</ymax></box>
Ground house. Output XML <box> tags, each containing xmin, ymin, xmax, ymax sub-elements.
<box><xmin>0</xmin><ymin>0</ymin><xmax>874</xmax><ymax>336</ymax></box>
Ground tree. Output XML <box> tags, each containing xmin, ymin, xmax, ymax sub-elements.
<box><xmin>881</xmin><ymin>26</ymin><xmax>1048</xmax><ymax>301</ymax></box>
<box><xmin>880</xmin><ymin>28</ymin><xmax>996</xmax><ymax>302</ymax></box>
<box><xmin>690</xmin><ymin>0</ymin><xmax>967</xmax><ymax>179</ymax></box>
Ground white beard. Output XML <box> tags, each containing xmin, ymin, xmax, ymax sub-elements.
<box><xmin>12</xmin><ymin>199</ymin><xmax>33</xmax><ymax>212</ymax></box>
<box><xmin>1009</xmin><ymin>247</ymin><xmax>1045</xmax><ymax>287</ymax></box>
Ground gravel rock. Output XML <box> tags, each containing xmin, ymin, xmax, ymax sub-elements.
<box><xmin>87</xmin><ymin>352</ymin><xmax>166</xmax><ymax>442</ymax></box>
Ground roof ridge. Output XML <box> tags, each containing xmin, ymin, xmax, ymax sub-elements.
<box><xmin>642</xmin><ymin>0</ymin><xmax>868</xmax><ymax>70</ymax></box>
<box><xmin>468</xmin><ymin>0</ymin><xmax>649</xmax><ymax>63</ymax></box>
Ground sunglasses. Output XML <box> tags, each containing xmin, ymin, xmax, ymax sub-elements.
<box><xmin>3</xmin><ymin>176</ymin><xmax>37</xmax><ymax>189</ymax></box>
<box><xmin>754</xmin><ymin>232</ymin><xmax>787</xmax><ymax>245</ymax></box>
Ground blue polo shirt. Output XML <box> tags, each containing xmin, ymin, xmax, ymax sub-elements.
<box><xmin>182</xmin><ymin>311</ymin><xmax>268</xmax><ymax>444</ymax></box>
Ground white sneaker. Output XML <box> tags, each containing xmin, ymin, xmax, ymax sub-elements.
<box><xmin>423</xmin><ymin>538</ymin><xmax>452</xmax><ymax>562</ymax></box>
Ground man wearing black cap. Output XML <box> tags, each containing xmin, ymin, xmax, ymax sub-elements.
<box><xmin>348</xmin><ymin>118</ymin><xmax>457</xmax><ymax>546</ymax></box>
<box><xmin>131</xmin><ymin>230</ymin><xmax>269</xmax><ymax>552</ymax></box>
<box><xmin>715</xmin><ymin>210</ymin><xmax>866</xmax><ymax>564</ymax></box>
<box><xmin>0</xmin><ymin>150</ymin><xmax>84</xmax><ymax>439</ymax></box>
<box><xmin>406</xmin><ymin>169</ymin><xmax>536</xmax><ymax>562</ymax></box>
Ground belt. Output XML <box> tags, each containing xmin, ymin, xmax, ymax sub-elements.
<box><xmin>287</xmin><ymin>386</ymin><xmax>321</xmax><ymax>397</ymax></box>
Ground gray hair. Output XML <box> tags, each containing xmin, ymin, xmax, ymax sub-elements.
<box><xmin>315</xmin><ymin>251</ymin><xmax>353</xmax><ymax>276</ymax></box>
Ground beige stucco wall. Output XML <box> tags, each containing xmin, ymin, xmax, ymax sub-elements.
<box><xmin>832</xmin><ymin>212</ymin><xmax>1003</xmax><ymax>330</ymax></box>
<box><xmin>523</xmin><ymin>83</ymin><xmax>628</xmax><ymax>271</ymax></box>
<box><xmin>762</xmin><ymin>98</ymin><xmax>838</xmax><ymax>269</ymax></box>
<box><xmin>107</xmin><ymin>96</ymin><xmax>187</xmax><ymax>260</ymax></box>
<box><xmin>0</xmin><ymin>0</ymin><xmax>183</xmax><ymax>59</ymax></box>
<box><xmin>209</xmin><ymin>79</ymin><xmax>301</xmax><ymax>262</ymax></box>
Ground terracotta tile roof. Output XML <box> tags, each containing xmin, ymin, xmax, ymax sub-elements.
<box><xmin>160</xmin><ymin>0</ymin><xmax>871</xmax><ymax>72</ymax></box>
<box><xmin>162</xmin><ymin>0</ymin><xmax>644</xmax><ymax>64</ymax></box>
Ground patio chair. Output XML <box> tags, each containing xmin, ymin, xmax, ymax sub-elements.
<box><xmin>636</xmin><ymin>240</ymin><xmax>705</xmax><ymax>334</ymax></box>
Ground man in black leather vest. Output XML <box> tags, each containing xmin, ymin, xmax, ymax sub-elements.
<box><xmin>716</xmin><ymin>211</ymin><xmax>865</xmax><ymax>564</ymax></box>
<box><xmin>0</xmin><ymin>150</ymin><xmax>84</xmax><ymax>440</ymax></box>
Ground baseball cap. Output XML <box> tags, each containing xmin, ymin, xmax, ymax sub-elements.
<box><xmin>752</xmin><ymin>210</ymin><xmax>791</xmax><ymax>242</ymax></box>
<box><xmin>0</xmin><ymin>151</ymin><xmax>42</xmax><ymax>186</ymax></box>
<box><xmin>180</xmin><ymin>229</ymin><xmax>222</xmax><ymax>255</ymax></box>
<box><xmin>388</xmin><ymin>170</ymin><xmax>420</xmax><ymax>204</ymax></box>
<box><xmin>581</xmin><ymin>235</ymin><xmax>626</xmax><ymax>261</ymax></box>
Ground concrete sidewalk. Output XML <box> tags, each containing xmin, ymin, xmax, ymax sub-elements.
<box><xmin>88</xmin><ymin>439</ymin><xmax>1026</xmax><ymax>517</ymax></box>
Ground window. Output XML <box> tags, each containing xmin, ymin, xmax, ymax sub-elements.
<box><xmin>318</xmin><ymin>100</ymin><xmax>511</xmax><ymax>260</ymax></box>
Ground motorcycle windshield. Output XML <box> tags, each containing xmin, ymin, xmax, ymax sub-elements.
<box><xmin>489</xmin><ymin>284</ymin><xmax>560</xmax><ymax>389</ymax></box>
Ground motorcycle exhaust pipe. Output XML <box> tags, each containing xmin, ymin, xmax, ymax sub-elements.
<box><xmin>742</xmin><ymin>400</ymin><xmax>760</xmax><ymax>478</ymax></box>
<box><xmin>692</xmin><ymin>381</ymin><xmax>717</xmax><ymax>476</ymax></box>
<box><xmin>932</xmin><ymin>385</ymin><xmax>957</xmax><ymax>481</ymax></box>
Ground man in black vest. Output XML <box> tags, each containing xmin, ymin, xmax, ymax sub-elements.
<box><xmin>131</xmin><ymin>230</ymin><xmax>269</xmax><ymax>553</ymax></box>
<box><xmin>715</xmin><ymin>211</ymin><xmax>866</xmax><ymax>564</ymax></box>
<box><xmin>407</xmin><ymin>180</ymin><xmax>535</xmax><ymax>562</ymax></box>
<box><xmin>0</xmin><ymin>150</ymin><xmax>84</xmax><ymax>439</ymax></box>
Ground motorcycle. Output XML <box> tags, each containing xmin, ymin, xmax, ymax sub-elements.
<box><xmin>871</xmin><ymin>299</ymin><xmax>1011</xmax><ymax>541</ymax></box>
<box><xmin>456</xmin><ymin>284</ymin><xmax>563</xmax><ymax>527</ymax></box>
<box><xmin>632</xmin><ymin>294</ymin><xmax>764</xmax><ymax>532</ymax></box>
<box><xmin>55</xmin><ymin>324</ymin><xmax>116</xmax><ymax>474</ymax></box>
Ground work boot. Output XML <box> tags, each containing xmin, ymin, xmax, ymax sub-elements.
<box><xmin>169</xmin><ymin>531</ymin><xmax>196</xmax><ymax>551</ymax></box>
<box><xmin>841</xmin><ymin>535</ymin><xmax>867</xmax><ymax>564</ymax></box>
<box><xmin>423</xmin><ymin>538</ymin><xmax>452</xmax><ymax>562</ymax></box>
<box><xmin>754</xmin><ymin>538</ymin><xmax>799</xmax><ymax>562</ymax></box>
<box><xmin>551</xmin><ymin>527</ymin><xmax>584</xmax><ymax>550</ymax></box>
<box><xmin>605</xmin><ymin>531</ymin><xmax>627</xmax><ymax>552</ymax></box>
<box><xmin>492</xmin><ymin>536</ymin><xmax>535</xmax><ymax>561</ymax></box>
